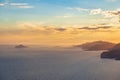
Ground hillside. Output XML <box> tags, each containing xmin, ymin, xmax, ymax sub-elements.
<box><xmin>73</xmin><ymin>41</ymin><xmax>115</xmax><ymax>51</ymax></box>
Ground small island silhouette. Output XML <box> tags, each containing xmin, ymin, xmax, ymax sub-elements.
<box><xmin>15</xmin><ymin>44</ymin><xmax>27</xmax><ymax>48</ymax></box>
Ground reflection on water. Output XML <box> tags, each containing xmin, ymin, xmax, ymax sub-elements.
<box><xmin>0</xmin><ymin>45</ymin><xmax>120</xmax><ymax>80</ymax></box>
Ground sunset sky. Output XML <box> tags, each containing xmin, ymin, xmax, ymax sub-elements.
<box><xmin>0</xmin><ymin>0</ymin><xmax>120</xmax><ymax>46</ymax></box>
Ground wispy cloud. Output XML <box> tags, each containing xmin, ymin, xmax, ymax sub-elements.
<box><xmin>90</xmin><ymin>8</ymin><xmax>120</xmax><ymax>17</ymax></box>
<box><xmin>89</xmin><ymin>8</ymin><xmax>120</xmax><ymax>22</ymax></box>
<box><xmin>106</xmin><ymin>0</ymin><xmax>117</xmax><ymax>2</ymax></box>
<box><xmin>78</xmin><ymin>26</ymin><xmax>112</xmax><ymax>30</ymax></box>
<box><xmin>16</xmin><ymin>21</ymin><xmax>45</xmax><ymax>27</ymax></box>
<box><xmin>67</xmin><ymin>7</ymin><xmax>89</xmax><ymax>12</ymax></box>
<box><xmin>10</xmin><ymin>3</ymin><xmax>28</xmax><ymax>6</ymax></box>
<box><xmin>0</xmin><ymin>2</ymin><xmax>34</xmax><ymax>8</ymax></box>
<box><xmin>14</xmin><ymin>5</ymin><xmax>34</xmax><ymax>9</ymax></box>
<box><xmin>10</xmin><ymin>3</ymin><xmax>34</xmax><ymax>8</ymax></box>
<box><xmin>54</xmin><ymin>28</ymin><xmax>66</xmax><ymax>32</ymax></box>
<box><xmin>108</xmin><ymin>9</ymin><xmax>120</xmax><ymax>16</ymax></box>
<box><xmin>56</xmin><ymin>14</ymin><xmax>74</xmax><ymax>18</ymax></box>
<box><xmin>90</xmin><ymin>8</ymin><xmax>102</xmax><ymax>15</ymax></box>
<box><xmin>0</xmin><ymin>3</ymin><xmax>5</xmax><ymax>6</ymax></box>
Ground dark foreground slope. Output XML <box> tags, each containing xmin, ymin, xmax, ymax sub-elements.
<box><xmin>101</xmin><ymin>43</ymin><xmax>120</xmax><ymax>60</ymax></box>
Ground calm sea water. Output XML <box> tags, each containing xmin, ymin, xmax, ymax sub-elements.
<box><xmin>0</xmin><ymin>45</ymin><xmax>120</xmax><ymax>80</ymax></box>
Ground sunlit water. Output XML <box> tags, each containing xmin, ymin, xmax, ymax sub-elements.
<box><xmin>0</xmin><ymin>45</ymin><xmax>120</xmax><ymax>80</ymax></box>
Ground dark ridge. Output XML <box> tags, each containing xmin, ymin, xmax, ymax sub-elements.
<box><xmin>73</xmin><ymin>41</ymin><xmax>115</xmax><ymax>51</ymax></box>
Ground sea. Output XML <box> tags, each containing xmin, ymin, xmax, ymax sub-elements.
<box><xmin>0</xmin><ymin>45</ymin><xmax>120</xmax><ymax>80</ymax></box>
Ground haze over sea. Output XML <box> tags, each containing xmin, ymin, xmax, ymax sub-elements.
<box><xmin>0</xmin><ymin>45</ymin><xmax>120</xmax><ymax>80</ymax></box>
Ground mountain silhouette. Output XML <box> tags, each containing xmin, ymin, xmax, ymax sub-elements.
<box><xmin>73</xmin><ymin>41</ymin><xmax>115</xmax><ymax>51</ymax></box>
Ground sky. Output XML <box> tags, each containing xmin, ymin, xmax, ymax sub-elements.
<box><xmin>0</xmin><ymin>0</ymin><xmax>120</xmax><ymax>46</ymax></box>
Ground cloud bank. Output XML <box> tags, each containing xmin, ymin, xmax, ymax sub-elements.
<box><xmin>0</xmin><ymin>22</ymin><xmax>120</xmax><ymax>45</ymax></box>
<box><xmin>67</xmin><ymin>7</ymin><xmax>120</xmax><ymax>22</ymax></box>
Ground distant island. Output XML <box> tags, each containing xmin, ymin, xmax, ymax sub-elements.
<box><xmin>73</xmin><ymin>41</ymin><xmax>115</xmax><ymax>51</ymax></box>
<box><xmin>15</xmin><ymin>44</ymin><xmax>27</xmax><ymax>48</ymax></box>
<box><xmin>101</xmin><ymin>43</ymin><xmax>120</xmax><ymax>60</ymax></box>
